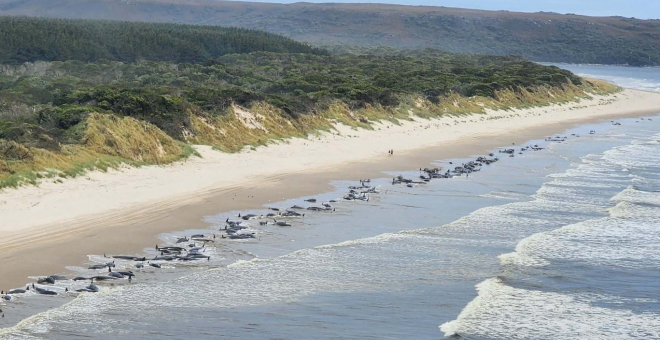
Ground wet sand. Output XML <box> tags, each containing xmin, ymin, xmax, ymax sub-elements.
<box><xmin>1</xmin><ymin>89</ymin><xmax>659</xmax><ymax>290</ymax></box>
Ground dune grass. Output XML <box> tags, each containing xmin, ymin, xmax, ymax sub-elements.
<box><xmin>0</xmin><ymin>114</ymin><xmax>194</xmax><ymax>189</ymax></box>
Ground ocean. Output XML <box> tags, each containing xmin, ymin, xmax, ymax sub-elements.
<box><xmin>1</xmin><ymin>65</ymin><xmax>659</xmax><ymax>339</ymax></box>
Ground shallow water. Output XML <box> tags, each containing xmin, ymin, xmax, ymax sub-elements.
<box><xmin>1</xmin><ymin>66</ymin><xmax>660</xmax><ymax>339</ymax></box>
<box><xmin>548</xmin><ymin>63</ymin><xmax>660</xmax><ymax>93</ymax></box>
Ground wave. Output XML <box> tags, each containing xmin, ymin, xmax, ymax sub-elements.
<box><xmin>499</xmin><ymin>215</ymin><xmax>660</xmax><ymax>270</ymax></box>
<box><xmin>440</xmin><ymin>278</ymin><xmax>660</xmax><ymax>339</ymax></box>
<box><xmin>314</xmin><ymin>232</ymin><xmax>404</xmax><ymax>249</ymax></box>
<box><xmin>612</xmin><ymin>186</ymin><xmax>660</xmax><ymax>206</ymax></box>
<box><xmin>603</xmin><ymin>137</ymin><xmax>660</xmax><ymax>169</ymax></box>
<box><xmin>478</xmin><ymin>191</ymin><xmax>531</xmax><ymax>201</ymax></box>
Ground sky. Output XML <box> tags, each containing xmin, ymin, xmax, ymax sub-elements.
<box><xmin>226</xmin><ymin>0</ymin><xmax>660</xmax><ymax>19</ymax></box>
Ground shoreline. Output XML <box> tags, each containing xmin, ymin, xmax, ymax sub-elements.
<box><xmin>1</xmin><ymin>89</ymin><xmax>660</xmax><ymax>290</ymax></box>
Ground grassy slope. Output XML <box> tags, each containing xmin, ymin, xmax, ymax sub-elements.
<box><xmin>0</xmin><ymin>0</ymin><xmax>659</xmax><ymax>65</ymax></box>
<box><xmin>0</xmin><ymin>113</ymin><xmax>194</xmax><ymax>188</ymax></box>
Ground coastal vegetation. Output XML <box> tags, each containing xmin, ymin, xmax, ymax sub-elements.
<box><xmin>0</xmin><ymin>17</ymin><xmax>619</xmax><ymax>189</ymax></box>
<box><xmin>0</xmin><ymin>1</ymin><xmax>659</xmax><ymax>66</ymax></box>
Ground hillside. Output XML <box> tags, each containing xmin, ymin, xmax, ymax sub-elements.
<box><xmin>0</xmin><ymin>0</ymin><xmax>659</xmax><ymax>65</ymax></box>
<box><xmin>0</xmin><ymin>16</ymin><xmax>325</xmax><ymax>64</ymax></box>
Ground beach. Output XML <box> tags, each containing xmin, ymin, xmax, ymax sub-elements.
<box><xmin>1</xmin><ymin>88</ymin><xmax>660</xmax><ymax>290</ymax></box>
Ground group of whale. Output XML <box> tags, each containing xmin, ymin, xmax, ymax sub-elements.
<box><xmin>219</xmin><ymin>183</ymin><xmax>376</xmax><ymax>238</ymax></box>
<box><xmin>209</xmin><ymin>179</ymin><xmax>386</xmax><ymax>244</ymax></box>
<box><xmin>343</xmin><ymin>180</ymin><xmax>378</xmax><ymax>201</ymax></box>
<box><xmin>0</xmin><ymin>237</ymin><xmax>216</xmax><ymax>317</ymax></box>
<box><xmin>221</xmin><ymin>207</ymin><xmax>311</xmax><ymax>237</ymax></box>
<box><xmin>1</xmin><ymin>273</ymin><xmax>105</xmax><ymax>302</ymax></box>
<box><xmin>391</xmin><ymin>154</ymin><xmax>501</xmax><ymax>186</ymax></box>
<box><xmin>389</xmin><ymin>131</ymin><xmax>609</xmax><ymax>188</ymax></box>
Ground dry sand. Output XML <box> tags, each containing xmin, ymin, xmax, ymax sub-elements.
<box><xmin>0</xmin><ymin>89</ymin><xmax>659</xmax><ymax>289</ymax></box>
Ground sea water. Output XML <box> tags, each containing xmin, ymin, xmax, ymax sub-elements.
<box><xmin>1</xmin><ymin>65</ymin><xmax>659</xmax><ymax>339</ymax></box>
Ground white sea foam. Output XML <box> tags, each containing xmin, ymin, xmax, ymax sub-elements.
<box><xmin>314</xmin><ymin>232</ymin><xmax>403</xmax><ymax>249</ymax></box>
<box><xmin>603</xmin><ymin>137</ymin><xmax>660</xmax><ymax>168</ymax></box>
<box><xmin>498</xmin><ymin>232</ymin><xmax>551</xmax><ymax>267</ymax></box>
<box><xmin>441</xmin><ymin>278</ymin><xmax>660</xmax><ymax>339</ymax></box>
<box><xmin>609</xmin><ymin>201</ymin><xmax>659</xmax><ymax>218</ymax></box>
<box><xmin>612</xmin><ymin>186</ymin><xmax>660</xmax><ymax>206</ymax></box>
<box><xmin>500</xmin><ymin>215</ymin><xmax>660</xmax><ymax>270</ymax></box>
<box><xmin>478</xmin><ymin>191</ymin><xmax>531</xmax><ymax>201</ymax></box>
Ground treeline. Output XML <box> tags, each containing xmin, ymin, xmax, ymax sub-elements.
<box><xmin>0</xmin><ymin>51</ymin><xmax>583</xmax><ymax>146</ymax></box>
<box><xmin>0</xmin><ymin>16</ymin><xmax>326</xmax><ymax>64</ymax></box>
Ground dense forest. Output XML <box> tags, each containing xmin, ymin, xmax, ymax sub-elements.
<box><xmin>0</xmin><ymin>17</ymin><xmax>615</xmax><ymax>188</ymax></box>
<box><xmin>0</xmin><ymin>16</ymin><xmax>326</xmax><ymax>64</ymax></box>
<box><xmin>0</xmin><ymin>0</ymin><xmax>658</xmax><ymax>66</ymax></box>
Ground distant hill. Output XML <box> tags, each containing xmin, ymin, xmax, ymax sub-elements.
<box><xmin>0</xmin><ymin>0</ymin><xmax>659</xmax><ymax>66</ymax></box>
<box><xmin>0</xmin><ymin>16</ymin><xmax>325</xmax><ymax>64</ymax></box>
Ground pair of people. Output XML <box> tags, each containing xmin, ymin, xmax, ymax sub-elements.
<box><xmin>388</xmin><ymin>149</ymin><xmax>394</xmax><ymax>155</ymax></box>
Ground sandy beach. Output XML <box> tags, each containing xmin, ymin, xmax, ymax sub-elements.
<box><xmin>1</xmin><ymin>88</ymin><xmax>659</xmax><ymax>290</ymax></box>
